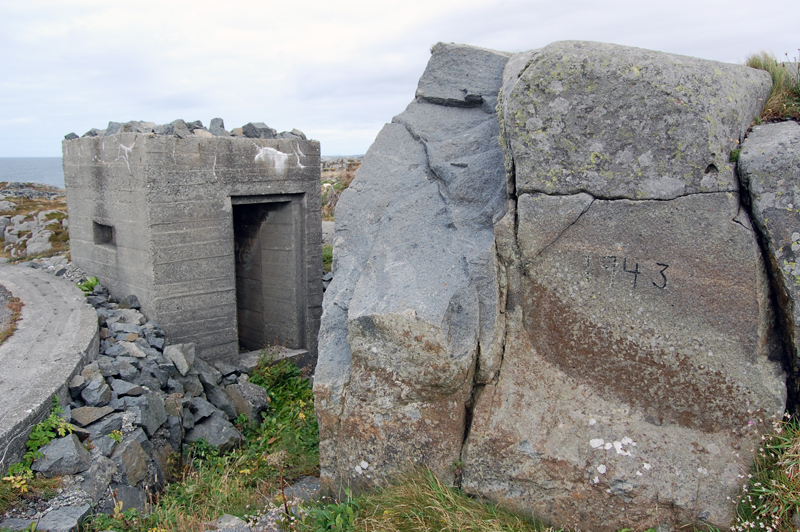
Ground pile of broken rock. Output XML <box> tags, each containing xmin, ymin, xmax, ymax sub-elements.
<box><xmin>0</xmin><ymin>281</ymin><xmax>271</xmax><ymax>531</ymax></box>
<box><xmin>64</xmin><ymin>118</ymin><xmax>307</xmax><ymax>142</ymax></box>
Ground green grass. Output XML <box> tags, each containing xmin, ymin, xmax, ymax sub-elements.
<box><xmin>322</xmin><ymin>244</ymin><xmax>333</xmax><ymax>273</ymax></box>
<box><xmin>80</xmin><ymin>352</ymin><xmax>318</xmax><ymax>532</ymax></box>
<box><xmin>747</xmin><ymin>50</ymin><xmax>800</xmax><ymax>122</ymax></box>
<box><xmin>733</xmin><ymin>414</ymin><xmax>800</xmax><ymax>532</ymax></box>
<box><xmin>295</xmin><ymin>468</ymin><xmax>547</xmax><ymax>532</ymax></box>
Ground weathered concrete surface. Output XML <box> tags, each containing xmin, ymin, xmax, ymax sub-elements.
<box><xmin>501</xmin><ymin>41</ymin><xmax>772</xmax><ymax>199</ymax></box>
<box><xmin>0</xmin><ymin>265</ymin><xmax>98</xmax><ymax>471</ymax></box>
<box><xmin>739</xmin><ymin>121</ymin><xmax>800</xmax><ymax>409</ymax></box>
<box><xmin>460</xmin><ymin>42</ymin><xmax>784</xmax><ymax>531</ymax></box>
<box><xmin>63</xmin><ymin>135</ymin><xmax>322</xmax><ymax>362</ymax></box>
<box><xmin>314</xmin><ymin>42</ymin><xmax>510</xmax><ymax>492</ymax></box>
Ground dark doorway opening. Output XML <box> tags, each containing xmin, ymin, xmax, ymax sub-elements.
<box><xmin>232</xmin><ymin>195</ymin><xmax>305</xmax><ymax>352</ymax></box>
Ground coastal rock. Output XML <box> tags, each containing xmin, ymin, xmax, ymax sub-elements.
<box><xmin>30</xmin><ymin>434</ymin><xmax>92</xmax><ymax>477</ymax></box>
<box><xmin>315</xmin><ymin>42</ymin><xmax>510</xmax><ymax>491</ymax></box>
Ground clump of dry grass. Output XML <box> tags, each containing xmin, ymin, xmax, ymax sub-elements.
<box><xmin>0</xmin><ymin>296</ymin><xmax>24</xmax><ymax>345</ymax></box>
<box><xmin>746</xmin><ymin>50</ymin><xmax>800</xmax><ymax>122</ymax></box>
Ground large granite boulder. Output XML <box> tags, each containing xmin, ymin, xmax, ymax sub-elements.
<box><xmin>315</xmin><ymin>39</ymin><xmax>789</xmax><ymax>531</ymax></box>
<box><xmin>461</xmin><ymin>42</ymin><xmax>782</xmax><ymax>530</ymax></box>
<box><xmin>739</xmin><ymin>121</ymin><xmax>800</xmax><ymax>404</ymax></box>
<box><xmin>314</xmin><ymin>42</ymin><xmax>510</xmax><ymax>491</ymax></box>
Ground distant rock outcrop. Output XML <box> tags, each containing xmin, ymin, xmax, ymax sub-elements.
<box><xmin>315</xmin><ymin>40</ymin><xmax>792</xmax><ymax>530</ymax></box>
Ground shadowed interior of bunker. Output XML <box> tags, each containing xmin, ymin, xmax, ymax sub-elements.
<box><xmin>232</xmin><ymin>194</ymin><xmax>306</xmax><ymax>352</ymax></box>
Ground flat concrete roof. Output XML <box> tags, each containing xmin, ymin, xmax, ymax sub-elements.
<box><xmin>0</xmin><ymin>264</ymin><xmax>98</xmax><ymax>471</ymax></box>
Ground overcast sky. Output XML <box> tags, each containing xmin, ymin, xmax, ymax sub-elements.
<box><xmin>1</xmin><ymin>0</ymin><xmax>796</xmax><ymax>157</ymax></box>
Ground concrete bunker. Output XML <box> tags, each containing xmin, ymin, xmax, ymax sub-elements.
<box><xmin>63</xmin><ymin>129</ymin><xmax>322</xmax><ymax>364</ymax></box>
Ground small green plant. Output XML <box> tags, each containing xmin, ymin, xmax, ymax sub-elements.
<box><xmin>297</xmin><ymin>488</ymin><xmax>361</xmax><ymax>531</ymax></box>
<box><xmin>109</xmin><ymin>430</ymin><xmax>123</xmax><ymax>443</ymax></box>
<box><xmin>78</xmin><ymin>276</ymin><xmax>99</xmax><ymax>293</ymax></box>
<box><xmin>6</xmin><ymin>397</ymin><xmax>74</xmax><ymax>478</ymax></box>
<box><xmin>322</xmin><ymin>244</ymin><xmax>333</xmax><ymax>273</ymax></box>
<box><xmin>730</xmin><ymin>149</ymin><xmax>741</xmax><ymax>162</ymax></box>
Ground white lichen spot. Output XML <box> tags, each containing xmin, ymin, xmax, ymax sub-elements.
<box><xmin>590</xmin><ymin>438</ymin><xmax>605</xmax><ymax>448</ymax></box>
<box><xmin>636</xmin><ymin>471</ymin><xmax>643</xmax><ymax>476</ymax></box>
<box><xmin>597</xmin><ymin>464</ymin><xmax>607</xmax><ymax>474</ymax></box>
<box><xmin>589</xmin><ymin>418</ymin><xmax>597</xmax><ymax>426</ymax></box>
<box><xmin>697</xmin><ymin>467</ymin><xmax>708</xmax><ymax>475</ymax></box>
<box><xmin>604</xmin><ymin>442</ymin><xmax>613</xmax><ymax>450</ymax></box>
<box><xmin>360</xmin><ymin>461</ymin><xmax>369</xmax><ymax>470</ymax></box>
<box><xmin>355</xmin><ymin>465</ymin><xmax>363</xmax><ymax>475</ymax></box>
<box><xmin>643</xmin><ymin>463</ymin><xmax>652</xmax><ymax>470</ymax></box>
<box><xmin>592</xmin><ymin>476</ymin><xmax>600</xmax><ymax>484</ymax></box>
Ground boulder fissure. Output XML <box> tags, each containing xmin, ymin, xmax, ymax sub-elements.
<box><xmin>736</xmin><ymin>138</ymin><xmax>800</xmax><ymax>414</ymax></box>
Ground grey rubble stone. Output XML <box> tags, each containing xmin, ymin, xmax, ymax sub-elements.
<box><xmin>35</xmin><ymin>504</ymin><xmax>91</xmax><ymax>532</ymax></box>
<box><xmin>112</xmin><ymin>322</ymin><xmax>142</xmax><ymax>335</ymax></box>
<box><xmin>71</xmin><ymin>405</ymin><xmax>114</xmax><ymax>427</ymax></box>
<box><xmin>739</xmin><ymin>121</ymin><xmax>800</xmax><ymax>403</ymax></box>
<box><xmin>194</xmin><ymin>357</ymin><xmax>222</xmax><ymax>386</ymax></box>
<box><xmin>185</xmin><ymin>120</ymin><xmax>203</xmax><ymax>131</ymax></box>
<box><xmin>209</xmin><ymin>117</ymin><xmax>230</xmax><ymax>136</ymax></box>
<box><xmin>190</xmin><ymin>396</ymin><xmax>219</xmax><ymax>421</ymax></box>
<box><xmin>119</xmin><ymin>294</ymin><xmax>141</xmax><ymax>309</ymax></box>
<box><xmin>416</xmin><ymin>42</ymin><xmax>511</xmax><ymax>110</ymax></box>
<box><xmin>68</xmin><ymin>374</ymin><xmax>87</xmax><ymax>399</ymax></box>
<box><xmin>170</xmin><ymin>119</ymin><xmax>191</xmax><ymax>138</ymax></box>
<box><xmin>283</xmin><ymin>476</ymin><xmax>320</xmax><ymax>502</ymax></box>
<box><xmin>115</xmin><ymin>360</ymin><xmax>139</xmax><ymax>381</ymax></box>
<box><xmin>92</xmin><ymin>435</ymin><xmax>117</xmax><ymax>457</ymax></box>
<box><xmin>104</xmin><ymin>342</ymin><xmax>127</xmax><ymax>357</ymax></box>
<box><xmin>129</xmin><ymin>427</ymin><xmax>153</xmax><ymax>455</ymax></box>
<box><xmin>64</xmin><ymin>132</ymin><xmax>79</xmax><ymax>141</ymax></box>
<box><xmin>80</xmin><ymin>455</ymin><xmax>117</xmax><ymax>501</ymax></box>
<box><xmin>501</xmin><ymin>40</ymin><xmax>772</xmax><ymax>200</ymax></box>
<box><xmin>96</xmin><ymin>356</ymin><xmax>117</xmax><ymax>377</ymax></box>
<box><xmin>109</xmin><ymin>484</ymin><xmax>146</xmax><ymax>513</ymax></box>
<box><xmin>225</xmin><ymin>381</ymin><xmax>270</xmax><ymax>424</ymax></box>
<box><xmin>105</xmin><ymin>121</ymin><xmax>122</xmax><ymax>135</ymax></box>
<box><xmin>120</xmin><ymin>341</ymin><xmax>147</xmax><ymax>358</ymax></box>
<box><xmin>0</xmin><ymin>517</ymin><xmax>38</xmax><ymax>531</ymax></box>
<box><xmin>82</xmin><ymin>128</ymin><xmax>103</xmax><ymax>137</ymax></box>
<box><xmin>81</xmin><ymin>376</ymin><xmax>111</xmax><ymax>406</ymax></box>
<box><xmin>204</xmin><ymin>380</ymin><xmax>237</xmax><ymax>420</ymax></box>
<box><xmin>175</xmin><ymin>372</ymin><xmax>204</xmax><ymax>397</ymax></box>
<box><xmin>316</xmin><ymin>42</ymin><xmax>509</xmax><ymax>492</ymax></box>
<box><xmin>110</xmin><ymin>438</ymin><xmax>148</xmax><ymax>486</ymax></box>
<box><xmin>110</xmin><ymin>378</ymin><xmax>144</xmax><ymax>397</ymax></box>
<box><xmin>214</xmin><ymin>514</ymin><xmax>247</xmax><ymax>529</ymax></box>
<box><xmin>214</xmin><ymin>360</ymin><xmax>240</xmax><ymax>377</ymax></box>
<box><xmin>153</xmin><ymin>123</ymin><xmax>174</xmax><ymax>135</ymax></box>
<box><xmin>242</xmin><ymin>121</ymin><xmax>277</xmax><ymax>139</ymax></box>
<box><xmin>124</xmin><ymin>392</ymin><xmax>168</xmax><ymax>436</ymax></box>
<box><xmin>164</xmin><ymin>343</ymin><xmax>195</xmax><ymax>376</ymax></box>
<box><xmin>185</xmin><ymin>413</ymin><xmax>242</xmax><ymax>452</ymax></box>
<box><xmin>85</xmin><ymin>412</ymin><xmax>123</xmax><ymax>438</ymax></box>
<box><xmin>116</xmin><ymin>308</ymin><xmax>145</xmax><ymax>324</ymax></box>
<box><xmin>30</xmin><ymin>434</ymin><xmax>92</xmax><ymax>477</ymax></box>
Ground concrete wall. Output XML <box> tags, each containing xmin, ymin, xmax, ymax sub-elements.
<box><xmin>64</xmin><ymin>134</ymin><xmax>322</xmax><ymax>364</ymax></box>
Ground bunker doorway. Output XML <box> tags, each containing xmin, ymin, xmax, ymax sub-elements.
<box><xmin>231</xmin><ymin>195</ymin><xmax>306</xmax><ymax>352</ymax></box>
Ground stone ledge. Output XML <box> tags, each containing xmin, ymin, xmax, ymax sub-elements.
<box><xmin>0</xmin><ymin>264</ymin><xmax>99</xmax><ymax>470</ymax></box>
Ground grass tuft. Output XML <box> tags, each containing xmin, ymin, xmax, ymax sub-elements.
<box><xmin>295</xmin><ymin>468</ymin><xmax>546</xmax><ymax>532</ymax></box>
<box><xmin>746</xmin><ymin>50</ymin><xmax>800</xmax><ymax>122</ymax></box>
<box><xmin>733</xmin><ymin>414</ymin><xmax>800</xmax><ymax>532</ymax></box>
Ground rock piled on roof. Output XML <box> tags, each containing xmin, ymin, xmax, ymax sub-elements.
<box><xmin>64</xmin><ymin>118</ymin><xmax>306</xmax><ymax>141</ymax></box>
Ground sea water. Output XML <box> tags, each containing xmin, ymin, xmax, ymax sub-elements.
<box><xmin>0</xmin><ymin>158</ymin><xmax>64</xmax><ymax>189</ymax></box>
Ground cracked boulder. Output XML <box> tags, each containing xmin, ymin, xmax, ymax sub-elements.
<box><xmin>314</xmin><ymin>42</ymin><xmax>510</xmax><ymax>492</ymax></box>
<box><xmin>460</xmin><ymin>41</ymin><xmax>785</xmax><ymax>531</ymax></box>
<box><xmin>739</xmin><ymin>121</ymin><xmax>800</xmax><ymax>406</ymax></box>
